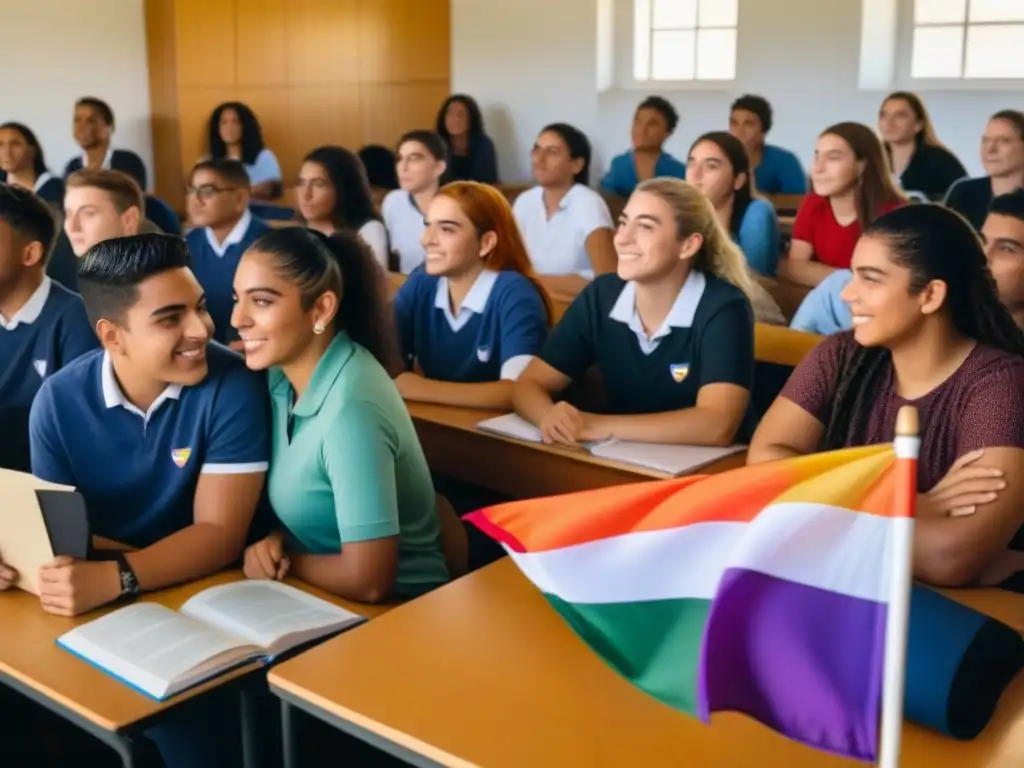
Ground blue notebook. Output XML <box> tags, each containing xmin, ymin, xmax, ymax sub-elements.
<box><xmin>57</xmin><ymin>580</ymin><xmax>365</xmax><ymax>701</ymax></box>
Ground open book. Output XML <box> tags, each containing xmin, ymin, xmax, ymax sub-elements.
<box><xmin>477</xmin><ymin>413</ymin><xmax>746</xmax><ymax>476</ymax></box>
<box><xmin>57</xmin><ymin>580</ymin><xmax>365</xmax><ymax>701</ymax></box>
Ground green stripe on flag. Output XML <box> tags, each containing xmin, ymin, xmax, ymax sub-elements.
<box><xmin>545</xmin><ymin>594</ymin><xmax>711</xmax><ymax>717</ymax></box>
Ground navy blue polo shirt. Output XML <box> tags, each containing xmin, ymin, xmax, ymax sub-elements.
<box><xmin>28</xmin><ymin>343</ymin><xmax>270</xmax><ymax>548</ymax></box>
<box><xmin>0</xmin><ymin>278</ymin><xmax>98</xmax><ymax>471</ymax></box>
<box><xmin>540</xmin><ymin>271</ymin><xmax>757</xmax><ymax>440</ymax></box>
<box><xmin>186</xmin><ymin>211</ymin><xmax>270</xmax><ymax>343</ymax></box>
<box><xmin>63</xmin><ymin>148</ymin><xmax>148</xmax><ymax>190</ymax></box>
<box><xmin>394</xmin><ymin>267</ymin><xmax>548</xmax><ymax>382</ymax></box>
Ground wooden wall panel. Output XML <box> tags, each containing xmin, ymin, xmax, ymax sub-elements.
<box><xmin>145</xmin><ymin>0</ymin><xmax>451</xmax><ymax>210</ymax></box>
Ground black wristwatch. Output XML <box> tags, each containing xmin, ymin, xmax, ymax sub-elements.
<box><xmin>113</xmin><ymin>553</ymin><xmax>140</xmax><ymax>599</ymax></box>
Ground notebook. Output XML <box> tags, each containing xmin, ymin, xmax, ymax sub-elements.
<box><xmin>57</xmin><ymin>580</ymin><xmax>365</xmax><ymax>701</ymax></box>
<box><xmin>477</xmin><ymin>413</ymin><xmax>746</xmax><ymax>475</ymax></box>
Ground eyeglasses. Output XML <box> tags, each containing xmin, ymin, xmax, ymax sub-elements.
<box><xmin>185</xmin><ymin>184</ymin><xmax>237</xmax><ymax>202</ymax></box>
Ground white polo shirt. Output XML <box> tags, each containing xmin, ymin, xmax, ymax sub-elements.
<box><xmin>382</xmin><ymin>190</ymin><xmax>426</xmax><ymax>274</ymax></box>
<box><xmin>512</xmin><ymin>184</ymin><xmax>614</xmax><ymax>278</ymax></box>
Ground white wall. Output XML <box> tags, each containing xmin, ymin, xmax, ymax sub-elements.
<box><xmin>453</xmin><ymin>0</ymin><xmax>1019</xmax><ymax>184</ymax></box>
<box><xmin>0</xmin><ymin>0</ymin><xmax>152</xmax><ymax>184</ymax></box>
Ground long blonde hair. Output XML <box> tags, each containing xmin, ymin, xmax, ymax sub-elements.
<box><xmin>635</xmin><ymin>177</ymin><xmax>785</xmax><ymax>324</ymax></box>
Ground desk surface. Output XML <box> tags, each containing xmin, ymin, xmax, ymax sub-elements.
<box><xmin>407</xmin><ymin>401</ymin><xmax>747</xmax><ymax>498</ymax></box>
<box><xmin>0</xmin><ymin>571</ymin><xmax>389</xmax><ymax>732</ymax></box>
<box><xmin>270</xmin><ymin>559</ymin><xmax>1024</xmax><ymax>768</ymax></box>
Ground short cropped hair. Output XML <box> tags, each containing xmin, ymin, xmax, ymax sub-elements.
<box><xmin>77</xmin><ymin>233</ymin><xmax>191</xmax><ymax>327</ymax></box>
<box><xmin>190</xmin><ymin>158</ymin><xmax>251</xmax><ymax>190</ymax></box>
<box><xmin>66</xmin><ymin>169</ymin><xmax>144</xmax><ymax>215</ymax></box>
<box><xmin>989</xmin><ymin>189</ymin><xmax>1024</xmax><ymax>223</ymax></box>
<box><xmin>397</xmin><ymin>130</ymin><xmax>448</xmax><ymax>163</ymax></box>
<box><xmin>0</xmin><ymin>183</ymin><xmax>57</xmax><ymax>261</ymax></box>
<box><xmin>76</xmin><ymin>97</ymin><xmax>115</xmax><ymax>128</ymax></box>
<box><xmin>730</xmin><ymin>94</ymin><xmax>774</xmax><ymax>134</ymax></box>
<box><xmin>637</xmin><ymin>96</ymin><xmax>679</xmax><ymax>134</ymax></box>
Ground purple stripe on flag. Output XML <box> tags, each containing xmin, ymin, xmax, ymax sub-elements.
<box><xmin>698</xmin><ymin>568</ymin><xmax>887</xmax><ymax>763</ymax></box>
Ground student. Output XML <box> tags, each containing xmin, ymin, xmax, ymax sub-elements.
<box><xmin>394</xmin><ymin>181</ymin><xmax>551</xmax><ymax>410</ymax></box>
<box><xmin>63</xmin><ymin>97</ymin><xmax>147</xmax><ymax>190</ymax></box>
<box><xmin>206</xmin><ymin>102</ymin><xmax>282</xmax><ymax>201</ymax></box>
<box><xmin>781</xmin><ymin>122</ymin><xmax>907</xmax><ymax>288</ymax></box>
<box><xmin>0</xmin><ymin>185</ymin><xmax>97</xmax><ymax>472</ymax></box>
<box><xmin>0</xmin><ymin>122</ymin><xmax>65</xmax><ymax>205</ymax></box>
<box><xmin>435</xmin><ymin>94</ymin><xmax>499</xmax><ymax>183</ymax></box>
<box><xmin>513</xmin><ymin>177</ymin><xmax>763</xmax><ymax>446</ymax></box>
<box><xmin>297</xmin><ymin>146</ymin><xmax>390</xmax><ymax>269</ymax></box>
<box><xmin>185</xmin><ymin>159</ymin><xmax>270</xmax><ymax>345</ymax></box>
<box><xmin>233</xmin><ymin>228</ymin><xmax>448</xmax><ymax>601</ymax></box>
<box><xmin>946</xmin><ymin>110</ymin><xmax>1024</xmax><ymax>231</ymax></box>
<box><xmin>513</xmin><ymin>123</ymin><xmax>616</xmax><ymax>297</ymax></box>
<box><xmin>749</xmin><ymin>204</ymin><xmax>1024</xmax><ymax>586</ymax></box>
<box><xmin>602</xmin><ymin>96</ymin><xmax>687</xmax><ymax>198</ymax></box>
<box><xmin>728</xmin><ymin>94</ymin><xmax>807</xmax><ymax>195</ymax></box>
<box><xmin>687</xmin><ymin>131</ymin><xmax>781</xmax><ymax>276</ymax></box>
<box><xmin>382</xmin><ymin>130</ymin><xmax>448</xmax><ymax>274</ymax></box>
<box><xmin>879</xmin><ymin>91</ymin><xmax>967</xmax><ymax>201</ymax></box>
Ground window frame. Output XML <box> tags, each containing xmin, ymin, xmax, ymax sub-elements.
<box><xmin>626</xmin><ymin>0</ymin><xmax>740</xmax><ymax>90</ymax></box>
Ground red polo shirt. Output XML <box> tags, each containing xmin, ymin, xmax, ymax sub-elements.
<box><xmin>792</xmin><ymin>193</ymin><xmax>904</xmax><ymax>269</ymax></box>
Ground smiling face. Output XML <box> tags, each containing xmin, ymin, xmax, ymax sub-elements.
<box><xmin>231</xmin><ymin>249</ymin><xmax>336</xmax><ymax>371</ymax></box>
<box><xmin>296</xmin><ymin>161</ymin><xmax>336</xmax><ymax>224</ymax></box>
<box><xmin>73</xmin><ymin>104</ymin><xmax>108</xmax><ymax>150</ymax></box>
<box><xmin>421</xmin><ymin>194</ymin><xmax>492</xmax><ymax>277</ymax></box>
<box><xmin>614</xmin><ymin>190</ymin><xmax>699</xmax><ymax>284</ymax></box>
<box><xmin>686</xmin><ymin>140</ymin><xmax>742</xmax><ymax>208</ymax></box>
<box><xmin>878</xmin><ymin>98</ymin><xmax>921</xmax><ymax>145</ymax></box>
<box><xmin>100</xmin><ymin>267</ymin><xmax>213</xmax><ymax>386</ymax></box>
<box><xmin>811</xmin><ymin>133</ymin><xmax>861</xmax><ymax>198</ymax></box>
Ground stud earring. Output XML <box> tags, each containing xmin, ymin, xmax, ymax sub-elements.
<box><xmin>313</xmin><ymin>324</ymin><xmax>325</xmax><ymax>335</ymax></box>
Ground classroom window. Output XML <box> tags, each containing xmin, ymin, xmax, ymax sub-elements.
<box><xmin>633</xmin><ymin>0</ymin><xmax>738</xmax><ymax>82</ymax></box>
<box><xmin>911</xmin><ymin>0</ymin><xmax>1024</xmax><ymax>79</ymax></box>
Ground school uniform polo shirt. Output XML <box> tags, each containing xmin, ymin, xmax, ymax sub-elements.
<box><xmin>381</xmin><ymin>190</ymin><xmax>426</xmax><ymax>274</ymax></box>
<box><xmin>64</xmin><ymin>147</ymin><xmax>148</xmax><ymax>190</ymax></box>
<box><xmin>753</xmin><ymin>145</ymin><xmax>808</xmax><ymax>195</ymax></box>
<box><xmin>0</xmin><ymin>277</ymin><xmax>98</xmax><ymax>471</ymax></box>
<box><xmin>266</xmin><ymin>332</ymin><xmax>448</xmax><ymax>597</ymax></box>
<box><xmin>512</xmin><ymin>184</ymin><xmax>614</xmax><ymax>277</ymax></box>
<box><xmin>186</xmin><ymin>210</ymin><xmax>271</xmax><ymax>343</ymax></box>
<box><xmin>28</xmin><ymin>343</ymin><xmax>270</xmax><ymax>548</ymax></box>
<box><xmin>394</xmin><ymin>267</ymin><xmax>548</xmax><ymax>383</ymax></box>
<box><xmin>244</xmin><ymin>148</ymin><xmax>282</xmax><ymax>186</ymax></box>
<box><xmin>539</xmin><ymin>272</ymin><xmax>757</xmax><ymax>439</ymax></box>
<box><xmin>945</xmin><ymin>177</ymin><xmax>998</xmax><ymax>232</ymax></box>
<box><xmin>600</xmin><ymin>150</ymin><xmax>687</xmax><ymax>198</ymax></box>
<box><xmin>790</xmin><ymin>269</ymin><xmax>854</xmax><ymax>336</ymax></box>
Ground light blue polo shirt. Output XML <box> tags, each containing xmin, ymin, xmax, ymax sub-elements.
<box><xmin>244</xmin><ymin>148</ymin><xmax>282</xmax><ymax>186</ymax></box>
<box><xmin>600</xmin><ymin>151</ymin><xmax>687</xmax><ymax>198</ymax></box>
<box><xmin>266</xmin><ymin>332</ymin><xmax>448</xmax><ymax>597</ymax></box>
<box><xmin>394</xmin><ymin>267</ymin><xmax>548</xmax><ymax>383</ymax></box>
<box><xmin>28</xmin><ymin>343</ymin><xmax>270</xmax><ymax>548</ymax></box>
<box><xmin>790</xmin><ymin>269</ymin><xmax>853</xmax><ymax>336</ymax></box>
<box><xmin>381</xmin><ymin>190</ymin><xmax>427</xmax><ymax>274</ymax></box>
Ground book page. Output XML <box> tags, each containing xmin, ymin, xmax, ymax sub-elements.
<box><xmin>57</xmin><ymin>603</ymin><xmax>255</xmax><ymax>699</ymax></box>
<box><xmin>0</xmin><ymin>469</ymin><xmax>67</xmax><ymax>595</ymax></box>
<box><xmin>180</xmin><ymin>580</ymin><xmax>363</xmax><ymax>652</ymax></box>
<box><xmin>476</xmin><ymin>413</ymin><xmax>543</xmax><ymax>443</ymax></box>
<box><xmin>590</xmin><ymin>441</ymin><xmax>746</xmax><ymax>475</ymax></box>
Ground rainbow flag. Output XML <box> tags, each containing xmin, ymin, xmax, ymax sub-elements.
<box><xmin>466</xmin><ymin>443</ymin><xmax>915</xmax><ymax>762</ymax></box>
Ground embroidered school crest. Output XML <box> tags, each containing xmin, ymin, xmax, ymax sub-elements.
<box><xmin>477</xmin><ymin>345</ymin><xmax>492</xmax><ymax>363</ymax></box>
<box><xmin>171</xmin><ymin>448</ymin><xmax>192</xmax><ymax>468</ymax></box>
<box><xmin>669</xmin><ymin>363</ymin><xmax>690</xmax><ymax>383</ymax></box>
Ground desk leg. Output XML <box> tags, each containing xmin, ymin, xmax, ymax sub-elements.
<box><xmin>240</xmin><ymin>685</ymin><xmax>261</xmax><ymax>768</ymax></box>
<box><xmin>109</xmin><ymin>733</ymin><xmax>142</xmax><ymax>768</ymax></box>
<box><xmin>281</xmin><ymin>699</ymin><xmax>299</xmax><ymax>768</ymax></box>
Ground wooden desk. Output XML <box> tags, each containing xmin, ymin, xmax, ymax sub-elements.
<box><xmin>0</xmin><ymin>570</ymin><xmax>388</xmax><ymax>766</ymax></box>
<box><xmin>270</xmin><ymin>559</ymin><xmax>1024</xmax><ymax>768</ymax></box>
<box><xmin>407</xmin><ymin>401</ymin><xmax>746</xmax><ymax>498</ymax></box>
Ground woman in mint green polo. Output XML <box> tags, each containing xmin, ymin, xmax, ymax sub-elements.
<box><xmin>231</xmin><ymin>226</ymin><xmax>448</xmax><ymax>601</ymax></box>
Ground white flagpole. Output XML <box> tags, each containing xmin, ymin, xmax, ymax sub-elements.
<box><xmin>879</xmin><ymin>405</ymin><xmax>919</xmax><ymax>768</ymax></box>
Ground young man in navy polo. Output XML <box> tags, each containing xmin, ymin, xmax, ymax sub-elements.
<box><xmin>10</xmin><ymin>234</ymin><xmax>269</xmax><ymax>621</ymax></box>
<box><xmin>0</xmin><ymin>183</ymin><xmax>97</xmax><ymax>472</ymax></box>
<box><xmin>185</xmin><ymin>158</ymin><xmax>269</xmax><ymax>347</ymax></box>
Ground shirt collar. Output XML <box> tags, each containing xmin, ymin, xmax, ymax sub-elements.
<box><xmin>82</xmin><ymin>146</ymin><xmax>115</xmax><ymax>171</ymax></box>
<box><xmin>284</xmin><ymin>332</ymin><xmax>355</xmax><ymax>418</ymax></box>
<box><xmin>0</xmin><ymin>276</ymin><xmax>52</xmax><ymax>330</ymax></box>
<box><xmin>33</xmin><ymin>172</ymin><xmax>53</xmax><ymax>193</ymax></box>
<box><xmin>101</xmin><ymin>351</ymin><xmax>183</xmax><ymax>423</ymax></box>
<box><xmin>609</xmin><ymin>270</ymin><xmax>707</xmax><ymax>338</ymax></box>
<box><xmin>434</xmin><ymin>269</ymin><xmax>500</xmax><ymax>333</ymax></box>
<box><xmin>205</xmin><ymin>209</ymin><xmax>253</xmax><ymax>257</ymax></box>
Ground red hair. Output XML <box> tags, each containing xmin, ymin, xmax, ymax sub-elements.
<box><xmin>435</xmin><ymin>181</ymin><xmax>554</xmax><ymax>323</ymax></box>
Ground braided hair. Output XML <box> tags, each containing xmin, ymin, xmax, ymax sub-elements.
<box><xmin>823</xmin><ymin>204</ymin><xmax>1024</xmax><ymax>450</ymax></box>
